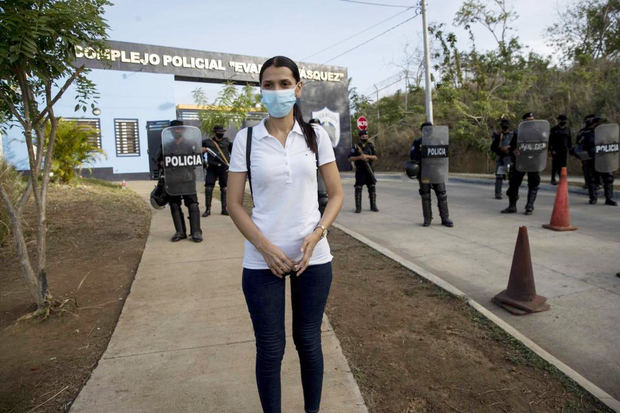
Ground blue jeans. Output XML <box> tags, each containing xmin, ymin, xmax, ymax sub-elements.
<box><xmin>242</xmin><ymin>262</ymin><xmax>333</xmax><ymax>413</ymax></box>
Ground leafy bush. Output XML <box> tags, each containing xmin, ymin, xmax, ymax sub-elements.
<box><xmin>46</xmin><ymin>120</ymin><xmax>106</xmax><ymax>183</ymax></box>
<box><xmin>0</xmin><ymin>157</ymin><xmax>26</xmax><ymax>245</ymax></box>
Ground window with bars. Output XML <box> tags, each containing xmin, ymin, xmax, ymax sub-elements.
<box><xmin>114</xmin><ymin>119</ymin><xmax>140</xmax><ymax>156</ymax></box>
<box><xmin>64</xmin><ymin>118</ymin><xmax>102</xmax><ymax>149</ymax></box>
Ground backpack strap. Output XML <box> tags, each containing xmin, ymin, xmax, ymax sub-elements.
<box><xmin>246</xmin><ymin>127</ymin><xmax>253</xmax><ymax>199</ymax></box>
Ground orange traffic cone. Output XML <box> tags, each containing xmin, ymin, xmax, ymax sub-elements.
<box><xmin>542</xmin><ymin>167</ymin><xmax>577</xmax><ymax>231</ymax></box>
<box><xmin>492</xmin><ymin>226</ymin><xmax>550</xmax><ymax>315</ymax></box>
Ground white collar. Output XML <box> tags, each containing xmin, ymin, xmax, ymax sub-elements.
<box><xmin>254</xmin><ymin>118</ymin><xmax>303</xmax><ymax>140</ymax></box>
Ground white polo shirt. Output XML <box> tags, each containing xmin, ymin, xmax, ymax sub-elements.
<box><xmin>229</xmin><ymin>118</ymin><xmax>336</xmax><ymax>269</ymax></box>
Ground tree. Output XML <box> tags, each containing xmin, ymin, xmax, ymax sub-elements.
<box><xmin>191</xmin><ymin>83</ymin><xmax>262</xmax><ymax>135</ymax></box>
<box><xmin>0</xmin><ymin>0</ymin><xmax>110</xmax><ymax>315</ymax></box>
<box><xmin>547</xmin><ymin>0</ymin><xmax>619</xmax><ymax>65</ymax></box>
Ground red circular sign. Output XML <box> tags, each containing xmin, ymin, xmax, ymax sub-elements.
<box><xmin>357</xmin><ymin>116</ymin><xmax>368</xmax><ymax>131</ymax></box>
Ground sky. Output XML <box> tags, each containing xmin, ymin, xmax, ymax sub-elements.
<box><xmin>103</xmin><ymin>0</ymin><xmax>570</xmax><ymax>103</ymax></box>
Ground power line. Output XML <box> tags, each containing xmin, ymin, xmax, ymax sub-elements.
<box><xmin>301</xmin><ymin>6</ymin><xmax>416</xmax><ymax>61</ymax></box>
<box><xmin>364</xmin><ymin>74</ymin><xmax>407</xmax><ymax>100</ymax></box>
<box><xmin>366</xmin><ymin>71</ymin><xmax>406</xmax><ymax>93</ymax></box>
<box><xmin>338</xmin><ymin>0</ymin><xmax>414</xmax><ymax>7</ymax></box>
<box><xmin>323</xmin><ymin>12</ymin><xmax>420</xmax><ymax>64</ymax></box>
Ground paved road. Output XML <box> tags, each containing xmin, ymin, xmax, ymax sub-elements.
<box><xmin>337</xmin><ymin>174</ymin><xmax>620</xmax><ymax>399</ymax></box>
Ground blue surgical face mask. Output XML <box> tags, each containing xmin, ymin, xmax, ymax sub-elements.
<box><xmin>261</xmin><ymin>87</ymin><xmax>297</xmax><ymax>118</ymax></box>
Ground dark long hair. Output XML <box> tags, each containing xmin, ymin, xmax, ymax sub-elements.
<box><xmin>259</xmin><ymin>56</ymin><xmax>318</xmax><ymax>154</ymax></box>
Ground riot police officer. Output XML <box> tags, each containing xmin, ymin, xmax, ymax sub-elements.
<box><xmin>410</xmin><ymin>122</ymin><xmax>453</xmax><ymax>227</ymax></box>
<box><xmin>580</xmin><ymin>117</ymin><xmax>617</xmax><ymax>206</ymax></box>
<box><xmin>549</xmin><ymin>114</ymin><xmax>572</xmax><ymax>185</ymax></box>
<box><xmin>490</xmin><ymin>119</ymin><xmax>515</xmax><ymax>199</ymax></box>
<box><xmin>501</xmin><ymin>112</ymin><xmax>543</xmax><ymax>215</ymax></box>
<box><xmin>348</xmin><ymin>130</ymin><xmax>379</xmax><ymax>213</ymax></box>
<box><xmin>202</xmin><ymin>125</ymin><xmax>232</xmax><ymax>217</ymax></box>
<box><xmin>156</xmin><ymin>120</ymin><xmax>203</xmax><ymax>242</ymax></box>
<box><xmin>574</xmin><ymin>114</ymin><xmax>599</xmax><ymax>189</ymax></box>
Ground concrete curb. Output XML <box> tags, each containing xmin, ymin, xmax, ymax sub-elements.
<box><xmin>333</xmin><ymin>222</ymin><xmax>620</xmax><ymax>412</ymax></box>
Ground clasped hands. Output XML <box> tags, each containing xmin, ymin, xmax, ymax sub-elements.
<box><xmin>257</xmin><ymin>229</ymin><xmax>323</xmax><ymax>278</ymax></box>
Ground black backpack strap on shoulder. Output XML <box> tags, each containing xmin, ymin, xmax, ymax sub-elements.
<box><xmin>246</xmin><ymin>127</ymin><xmax>253</xmax><ymax>200</ymax></box>
<box><xmin>315</xmin><ymin>132</ymin><xmax>320</xmax><ymax>167</ymax></box>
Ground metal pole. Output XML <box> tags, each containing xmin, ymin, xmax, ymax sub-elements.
<box><xmin>421</xmin><ymin>0</ymin><xmax>433</xmax><ymax>124</ymax></box>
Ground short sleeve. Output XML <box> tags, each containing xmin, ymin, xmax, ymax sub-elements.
<box><xmin>314</xmin><ymin>125</ymin><xmax>336</xmax><ymax>166</ymax></box>
<box><xmin>228</xmin><ymin>129</ymin><xmax>248</xmax><ymax>172</ymax></box>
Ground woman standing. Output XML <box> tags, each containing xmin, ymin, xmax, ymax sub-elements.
<box><xmin>227</xmin><ymin>56</ymin><xmax>344</xmax><ymax>413</ymax></box>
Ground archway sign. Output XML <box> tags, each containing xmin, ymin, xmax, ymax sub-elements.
<box><xmin>74</xmin><ymin>40</ymin><xmax>352</xmax><ymax>170</ymax></box>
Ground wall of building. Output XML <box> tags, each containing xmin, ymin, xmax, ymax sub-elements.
<box><xmin>2</xmin><ymin>69</ymin><xmax>177</xmax><ymax>179</ymax></box>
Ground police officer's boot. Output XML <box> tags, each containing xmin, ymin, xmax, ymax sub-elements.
<box><xmin>436</xmin><ymin>184</ymin><xmax>453</xmax><ymax>227</ymax></box>
<box><xmin>420</xmin><ymin>188</ymin><xmax>432</xmax><ymax>226</ymax></box>
<box><xmin>588</xmin><ymin>182</ymin><xmax>598</xmax><ymax>204</ymax></box>
<box><xmin>369</xmin><ymin>185</ymin><xmax>379</xmax><ymax>212</ymax></box>
<box><xmin>188</xmin><ymin>203</ymin><xmax>203</xmax><ymax>242</ymax></box>
<box><xmin>202</xmin><ymin>185</ymin><xmax>214</xmax><ymax>217</ymax></box>
<box><xmin>169</xmin><ymin>203</ymin><xmax>187</xmax><ymax>242</ymax></box>
<box><xmin>220</xmin><ymin>187</ymin><xmax>229</xmax><ymax>215</ymax></box>
<box><xmin>604</xmin><ymin>182</ymin><xmax>617</xmax><ymax>206</ymax></box>
<box><xmin>501</xmin><ymin>195</ymin><xmax>518</xmax><ymax>213</ymax></box>
<box><xmin>354</xmin><ymin>186</ymin><xmax>362</xmax><ymax>213</ymax></box>
<box><xmin>524</xmin><ymin>187</ymin><xmax>538</xmax><ymax>215</ymax></box>
<box><xmin>494</xmin><ymin>177</ymin><xmax>503</xmax><ymax>199</ymax></box>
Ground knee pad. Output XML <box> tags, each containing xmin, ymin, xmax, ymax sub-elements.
<box><xmin>602</xmin><ymin>174</ymin><xmax>614</xmax><ymax>184</ymax></box>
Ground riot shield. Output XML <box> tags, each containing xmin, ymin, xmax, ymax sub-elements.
<box><xmin>594</xmin><ymin>123</ymin><xmax>619</xmax><ymax>173</ymax></box>
<box><xmin>420</xmin><ymin>125</ymin><xmax>449</xmax><ymax>184</ymax></box>
<box><xmin>516</xmin><ymin>120</ymin><xmax>550</xmax><ymax>172</ymax></box>
<box><xmin>162</xmin><ymin>126</ymin><xmax>203</xmax><ymax>196</ymax></box>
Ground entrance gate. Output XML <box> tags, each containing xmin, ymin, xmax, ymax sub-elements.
<box><xmin>75</xmin><ymin>40</ymin><xmax>352</xmax><ymax>170</ymax></box>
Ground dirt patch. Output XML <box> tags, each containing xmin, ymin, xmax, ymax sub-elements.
<box><xmin>326</xmin><ymin>228</ymin><xmax>610</xmax><ymax>412</ymax></box>
<box><xmin>0</xmin><ymin>179</ymin><xmax>150</xmax><ymax>412</ymax></box>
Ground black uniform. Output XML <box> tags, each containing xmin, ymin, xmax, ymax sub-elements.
<box><xmin>575</xmin><ymin>125</ymin><xmax>602</xmax><ymax>189</ymax></box>
<box><xmin>502</xmin><ymin>131</ymin><xmax>541</xmax><ymax>215</ymax></box>
<box><xmin>410</xmin><ymin>137</ymin><xmax>453</xmax><ymax>227</ymax></box>
<box><xmin>155</xmin><ymin>142</ymin><xmax>202</xmax><ymax>241</ymax></box>
<box><xmin>202</xmin><ymin>137</ymin><xmax>232</xmax><ymax>216</ymax></box>
<box><xmin>579</xmin><ymin>127</ymin><xmax>616</xmax><ymax>205</ymax></box>
<box><xmin>490</xmin><ymin>129</ymin><xmax>515</xmax><ymax>199</ymax></box>
<box><xmin>348</xmin><ymin>141</ymin><xmax>378</xmax><ymax>212</ymax></box>
<box><xmin>549</xmin><ymin>124</ymin><xmax>572</xmax><ymax>183</ymax></box>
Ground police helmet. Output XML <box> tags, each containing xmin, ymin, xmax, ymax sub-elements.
<box><xmin>403</xmin><ymin>160</ymin><xmax>420</xmax><ymax>179</ymax></box>
<box><xmin>150</xmin><ymin>185</ymin><xmax>168</xmax><ymax>209</ymax></box>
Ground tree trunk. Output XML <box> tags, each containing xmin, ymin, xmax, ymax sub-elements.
<box><xmin>0</xmin><ymin>186</ymin><xmax>47</xmax><ymax>308</ymax></box>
